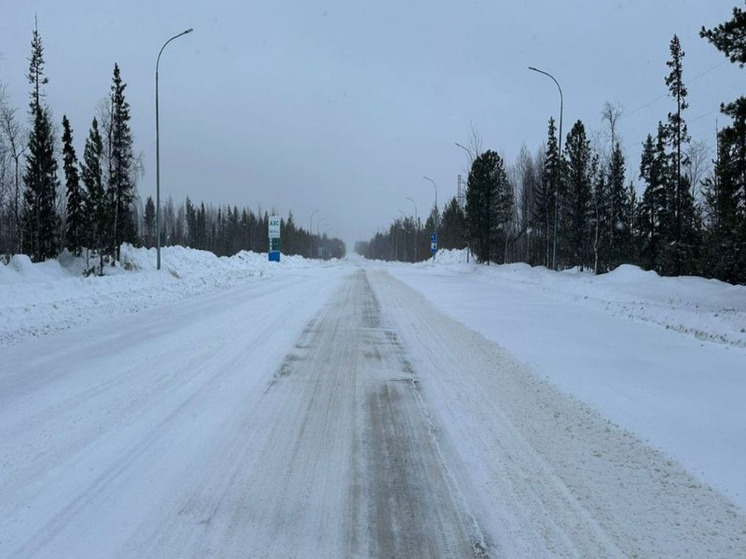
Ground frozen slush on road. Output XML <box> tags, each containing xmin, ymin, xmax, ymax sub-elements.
<box><xmin>0</xmin><ymin>247</ymin><xmax>745</xmax><ymax>557</ymax></box>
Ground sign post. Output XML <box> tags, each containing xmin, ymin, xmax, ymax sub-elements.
<box><xmin>268</xmin><ymin>216</ymin><xmax>281</xmax><ymax>262</ymax></box>
<box><xmin>430</xmin><ymin>232</ymin><xmax>438</xmax><ymax>260</ymax></box>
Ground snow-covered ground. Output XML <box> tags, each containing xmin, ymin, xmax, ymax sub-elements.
<box><xmin>0</xmin><ymin>244</ymin><xmax>335</xmax><ymax>346</ymax></box>
<box><xmin>1</xmin><ymin>246</ymin><xmax>745</xmax><ymax>557</ymax></box>
<box><xmin>388</xmin><ymin>249</ymin><xmax>746</xmax><ymax>511</ymax></box>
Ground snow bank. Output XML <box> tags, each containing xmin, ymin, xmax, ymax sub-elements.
<box><xmin>0</xmin><ymin>245</ymin><xmax>332</xmax><ymax>346</ymax></box>
<box><xmin>390</xmin><ymin>253</ymin><xmax>746</xmax><ymax>509</ymax></box>
<box><xmin>426</xmin><ymin>249</ymin><xmax>746</xmax><ymax>348</ymax></box>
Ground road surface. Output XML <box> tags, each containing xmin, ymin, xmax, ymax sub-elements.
<box><xmin>1</xmin><ymin>266</ymin><xmax>744</xmax><ymax>558</ymax></box>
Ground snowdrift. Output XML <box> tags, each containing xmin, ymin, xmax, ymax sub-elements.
<box><xmin>0</xmin><ymin>244</ymin><xmax>332</xmax><ymax>346</ymax></box>
<box><xmin>424</xmin><ymin>249</ymin><xmax>746</xmax><ymax>349</ymax></box>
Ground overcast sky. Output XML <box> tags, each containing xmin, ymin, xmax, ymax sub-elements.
<box><xmin>1</xmin><ymin>0</ymin><xmax>741</xmax><ymax>248</ymax></box>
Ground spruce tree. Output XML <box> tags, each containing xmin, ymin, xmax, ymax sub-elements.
<box><xmin>185</xmin><ymin>196</ymin><xmax>198</xmax><ymax>247</ymax></box>
<box><xmin>561</xmin><ymin>120</ymin><xmax>593</xmax><ymax>270</ymax></box>
<box><xmin>701</xmin><ymin>103</ymin><xmax>745</xmax><ymax>283</ymax></box>
<box><xmin>22</xmin><ymin>20</ymin><xmax>60</xmax><ymax>261</ymax></box>
<box><xmin>439</xmin><ymin>197</ymin><xmax>466</xmax><ymax>250</ymax></box>
<box><xmin>638</xmin><ymin>124</ymin><xmax>670</xmax><ymax>272</ymax></box>
<box><xmin>62</xmin><ymin>115</ymin><xmax>85</xmax><ymax>255</ymax></box>
<box><xmin>80</xmin><ymin>118</ymin><xmax>107</xmax><ymax>274</ymax></box>
<box><xmin>108</xmin><ymin>63</ymin><xmax>138</xmax><ymax>261</ymax></box>
<box><xmin>591</xmin><ymin>154</ymin><xmax>609</xmax><ymax>273</ymax></box>
<box><xmin>466</xmin><ymin>150</ymin><xmax>511</xmax><ymax>263</ymax></box>
<box><xmin>143</xmin><ymin>196</ymin><xmax>156</xmax><ymax>248</ymax></box>
<box><xmin>534</xmin><ymin>117</ymin><xmax>559</xmax><ymax>268</ymax></box>
<box><xmin>608</xmin><ymin>142</ymin><xmax>632</xmax><ymax>268</ymax></box>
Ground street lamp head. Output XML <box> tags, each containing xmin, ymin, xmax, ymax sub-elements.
<box><xmin>184</xmin><ymin>28</ymin><xmax>194</xmax><ymax>34</ymax></box>
<box><xmin>528</xmin><ymin>66</ymin><xmax>538</xmax><ymax>71</ymax></box>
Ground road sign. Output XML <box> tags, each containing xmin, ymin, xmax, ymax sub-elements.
<box><xmin>268</xmin><ymin>216</ymin><xmax>281</xmax><ymax>262</ymax></box>
<box><xmin>430</xmin><ymin>232</ymin><xmax>438</xmax><ymax>253</ymax></box>
<box><xmin>268</xmin><ymin>216</ymin><xmax>281</xmax><ymax>239</ymax></box>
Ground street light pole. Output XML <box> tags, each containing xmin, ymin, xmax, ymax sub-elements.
<box><xmin>454</xmin><ymin>143</ymin><xmax>476</xmax><ymax>263</ymax></box>
<box><xmin>529</xmin><ymin>65</ymin><xmax>563</xmax><ymax>271</ymax></box>
<box><xmin>423</xmin><ymin>176</ymin><xmax>438</xmax><ymax>224</ymax></box>
<box><xmin>156</xmin><ymin>27</ymin><xmax>193</xmax><ymax>270</ymax></box>
<box><xmin>406</xmin><ymin>196</ymin><xmax>418</xmax><ymax>262</ymax></box>
<box><xmin>310</xmin><ymin>209</ymin><xmax>319</xmax><ymax>259</ymax></box>
<box><xmin>455</xmin><ymin>142</ymin><xmax>474</xmax><ymax>162</ymax></box>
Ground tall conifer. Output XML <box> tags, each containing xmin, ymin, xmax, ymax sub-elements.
<box><xmin>562</xmin><ymin>120</ymin><xmax>593</xmax><ymax>270</ymax></box>
<box><xmin>701</xmin><ymin>5</ymin><xmax>746</xmax><ymax>283</ymax></box>
<box><xmin>534</xmin><ymin>118</ymin><xmax>559</xmax><ymax>268</ymax></box>
<box><xmin>21</xmin><ymin>19</ymin><xmax>60</xmax><ymax>261</ymax></box>
<box><xmin>62</xmin><ymin>115</ymin><xmax>85</xmax><ymax>255</ymax></box>
<box><xmin>108</xmin><ymin>63</ymin><xmax>137</xmax><ymax>261</ymax></box>
<box><xmin>81</xmin><ymin>118</ymin><xmax>107</xmax><ymax>273</ymax></box>
<box><xmin>663</xmin><ymin>35</ymin><xmax>697</xmax><ymax>275</ymax></box>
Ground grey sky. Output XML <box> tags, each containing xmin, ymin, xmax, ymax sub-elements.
<box><xmin>1</xmin><ymin>0</ymin><xmax>741</xmax><ymax>249</ymax></box>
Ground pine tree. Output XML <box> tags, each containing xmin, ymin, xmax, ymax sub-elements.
<box><xmin>80</xmin><ymin>118</ymin><xmax>107</xmax><ymax>274</ymax></box>
<box><xmin>22</xmin><ymin>21</ymin><xmax>60</xmax><ymax>262</ymax></box>
<box><xmin>663</xmin><ymin>35</ymin><xmax>697</xmax><ymax>275</ymax></box>
<box><xmin>62</xmin><ymin>115</ymin><xmax>85</xmax><ymax>255</ymax></box>
<box><xmin>108</xmin><ymin>63</ymin><xmax>138</xmax><ymax>261</ymax></box>
<box><xmin>700</xmin><ymin>5</ymin><xmax>746</xmax><ymax>67</ymax></box>
<box><xmin>533</xmin><ymin>117</ymin><xmax>559</xmax><ymax>268</ymax></box>
<box><xmin>561</xmin><ymin>120</ymin><xmax>593</xmax><ymax>270</ymax></box>
<box><xmin>466</xmin><ymin>150</ymin><xmax>511</xmax><ymax>263</ymax></box>
<box><xmin>701</xmin><ymin>5</ymin><xmax>746</xmax><ymax>284</ymax></box>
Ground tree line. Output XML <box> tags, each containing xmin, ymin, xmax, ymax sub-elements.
<box><xmin>146</xmin><ymin>196</ymin><xmax>344</xmax><ymax>260</ymax></box>
<box><xmin>0</xmin><ymin>21</ymin><xmax>342</xmax><ymax>274</ymax></box>
<box><xmin>361</xmin><ymin>6</ymin><xmax>746</xmax><ymax>285</ymax></box>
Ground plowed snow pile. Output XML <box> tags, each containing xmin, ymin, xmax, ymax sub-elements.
<box><xmin>0</xmin><ymin>244</ymin><xmax>332</xmax><ymax>346</ymax></box>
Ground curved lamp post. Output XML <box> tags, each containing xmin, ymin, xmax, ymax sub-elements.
<box><xmin>156</xmin><ymin>27</ymin><xmax>193</xmax><ymax>270</ymax></box>
<box><xmin>454</xmin><ymin>142</ymin><xmax>473</xmax><ymax>161</ymax></box>
<box><xmin>528</xmin><ymin>65</ymin><xmax>563</xmax><ymax>271</ymax></box>
<box><xmin>423</xmin><ymin>176</ymin><xmax>438</xmax><ymax>224</ymax></box>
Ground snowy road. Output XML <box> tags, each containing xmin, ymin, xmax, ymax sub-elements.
<box><xmin>1</xmin><ymin>266</ymin><xmax>745</xmax><ymax>558</ymax></box>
